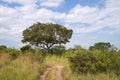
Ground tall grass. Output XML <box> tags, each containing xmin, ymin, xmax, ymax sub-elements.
<box><xmin>0</xmin><ymin>52</ymin><xmax>45</xmax><ymax>80</ymax></box>
<box><xmin>45</xmin><ymin>54</ymin><xmax>68</xmax><ymax>66</ymax></box>
<box><xmin>0</xmin><ymin>53</ymin><xmax>11</xmax><ymax>68</ymax></box>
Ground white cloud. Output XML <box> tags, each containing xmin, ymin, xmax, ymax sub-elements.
<box><xmin>64</xmin><ymin>0</ymin><xmax>120</xmax><ymax>48</ymax></box>
<box><xmin>65</xmin><ymin>5</ymin><xmax>100</xmax><ymax>24</ymax></box>
<box><xmin>64</xmin><ymin>0</ymin><xmax>120</xmax><ymax>34</ymax></box>
<box><xmin>0</xmin><ymin>3</ymin><xmax>65</xmax><ymax>44</ymax></box>
<box><xmin>39</xmin><ymin>0</ymin><xmax>64</xmax><ymax>8</ymax></box>
<box><xmin>104</xmin><ymin>0</ymin><xmax>120</xmax><ymax>32</ymax></box>
<box><xmin>0</xmin><ymin>28</ymin><xmax>8</xmax><ymax>33</ymax></box>
<box><xmin>0</xmin><ymin>0</ymin><xmax>120</xmax><ymax>48</ymax></box>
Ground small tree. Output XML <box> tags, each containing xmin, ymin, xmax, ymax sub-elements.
<box><xmin>20</xmin><ymin>45</ymin><xmax>33</xmax><ymax>53</ymax></box>
<box><xmin>22</xmin><ymin>22</ymin><xmax>73</xmax><ymax>52</ymax></box>
<box><xmin>89</xmin><ymin>42</ymin><xmax>112</xmax><ymax>51</ymax></box>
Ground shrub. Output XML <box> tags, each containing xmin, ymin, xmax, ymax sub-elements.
<box><xmin>0</xmin><ymin>46</ymin><xmax>20</xmax><ymax>59</ymax></box>
<box><xmin>50</xmin><ymin>45</ymin><xmax>66</xmax><ymax>56</ymax></box>
<box><xmin>109</xmin><ymin>53</ymin><xmax>120</xmax><ymax>76</ymax></box>
<box><xmin>0</xmin><ymin>45</ymin><xmax>7</xmax><ymax>53</ymax></box>
<box><xmin>6</xmin><ymin>48</ymin><xmax>20</xmax><ymax>59</ymax></box>
<box><xmin>20</xmin><ymin>45</ymin><xmax>33</xmax><ymax>53</ymax></box>
<box><xmin>69</xmin><ymin>49</ymin><xmax>120</xmax><ymax>75</ymax></box>
<box><xmin>0</xmin><ymin>45</ymin><xmax>7</xmax><ymax>49</ymax></box>
<box><xmin>69</xmin><ymin>51</ymin><xmax>97</xmax><ymax>74</ymax></box>
<box><xmin>63</xmin><ymin>48</ymin><xmax>86</xmax><ymax>58</ymax></box>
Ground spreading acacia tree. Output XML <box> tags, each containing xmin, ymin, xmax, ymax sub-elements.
<box><xmin>22</xmin><ymin>22</ymin><xmax>73</xmax><ymax>52</ymax></box>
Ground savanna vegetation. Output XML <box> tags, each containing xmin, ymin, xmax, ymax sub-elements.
<box><xmin>63</xmin><ymin>43</ymin><xmax>120</xmax><ymax>80</ymax></box>
<box><xmin>0</xmin><ymin>22</ymin><xmax>120</xmax><ymax>80</ymax></box>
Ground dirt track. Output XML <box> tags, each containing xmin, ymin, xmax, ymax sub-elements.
<box><xmin>55</xmin><ymin>65</ymin><xmax>64</xmax><ymax>80</ymax></box>
<box><xmin>40</xmin><ymin>65</ymin><xmax>64</xmax><ymax>80</ymax></box>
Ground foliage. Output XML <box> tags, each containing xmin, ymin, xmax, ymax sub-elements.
<box><xmin>20</xmin><ymin>45</ymin><xmax>33</xmax><ymax>53</ymax></box>
<box><xmin>69</xmin><ymin>50</ymin><xmax>97</xmax><ymax>74</ymax></box>
<box><xmin>50</xmin><ymin>45</ymin><xmax>66</xmax><ymax>55</ymax></box>
<box><xmin>89</xmin><ymin>42</ymin><xmax>112</xmax><ymax>51</ymax></box>
<box><xmin>68</xmin><ymin>48</ymin><xmax>120</xmax><ymax>76</ymax></box>
<box><xmin>0</xmin><ymin>45</ymin><xmax>7</xmax><ymax>53</ymax></box>
<box><xmin>6</xmin><ymin>48</ymin><xmax>20</xmax><ymax>59</ymax></box>
<box><xmin>22</xmin><ymin>22</ymin><xmax>73</xmax><ymax>52</ymax></box>
<box><xmin>63</xmin><ymin>46</ymin><xmax>86</xmax><ymax>58</ymax></box>
<box><xmin>0</xmin><ymin>45</ymin><xmax>7</xmax><ymax>49</ymax></box>
<box><xmin>63</xmin><ymin>65</ymin><xmax>119</xmax><ymax>80</ymax></box>
<box><xmin>74</xmin><ymin>45</ymin><xmax>83</xmax><ymax>50</ymax></box>
<box><xmin>109</xmin><ymin>52</ymin><xmax>120</xmax><ymax>76</ymax></box>
<box><xmin>0</xmin><ymin>46</ymin><xmax>20</xmax><ymax>59</ymax></box>
<box><xmin>0</xmin><ymin>42</ymin><xmax>120</xmax><ymax>80</ymax></box>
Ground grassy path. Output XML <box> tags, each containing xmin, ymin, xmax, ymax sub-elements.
<box><xmin>40</xmin><ymin>55</ymin><xmax>67</xmax><ymax>80</ymax></box>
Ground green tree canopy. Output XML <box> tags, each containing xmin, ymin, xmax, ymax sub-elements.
<box><xmin>22</xmin><ymin>22</ymin><xmax>73</xmax><ymax>52</ymax></box>
<box><xmin>20</xmin><ymin>45</ymin><xmax>33</xmax><ymax>53</ymax></box>
<box><xmin>89</xmin><ymin>42</ymin><xmax>112</xmax><ymax>51</ymax></box>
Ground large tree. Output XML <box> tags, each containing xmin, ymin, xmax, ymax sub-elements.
<box><xmin>22</xmin><ymin>22</ymin><xmax>73</xmax><ymax>52</ymax></box>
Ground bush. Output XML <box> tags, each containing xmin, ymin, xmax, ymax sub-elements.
<box><xmin>69</xmin><ymin>51</ymin><xmax>97</xmax><ymax>74</ymax></box>
<box><xmin>0</xmin><ymin>46</ymin><xmax>20</xmax><ymax>59</ymax></box>
<box><xmin>69</xmin><ymin>49</ymin><xmax>120</xmax><ymax>75</ymax></box>
<box><xmin>109</xmin><ymin>53</ymin><xmax>120</xmax><ymax>76</ymax></box>
<box><xmin>20</xmin><ymin>45</ymin><xmax>34</xmax><ymax>53</ymax></box>
<box><xmin>50</xmin><ymin>45</ymin><xmax>66</xmax><ymax>56</ymax></box>
<box><xmin>0</xmin><ymin>45</ymin><xmax>7</xmax><ymax>53</ymax></box>
<box><xmin>63</xmin><ymin>48</ymin><xmax>86</xmax><ymax>58</ymax></box>
<box><xmin>0</xmin><ymin>45</ymin><xmax>7</xmax><ymax>49</ymax></box>
<box><xmin>6</xmin><ymin>48</ymin><xmax>20</xmax><ymax>59</ymax></box>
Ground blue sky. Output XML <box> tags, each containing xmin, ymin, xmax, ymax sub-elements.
<box><xmin>0</xmin><ymin>0</ymin><xmax>120</xmax><ymax>49</ymax></box>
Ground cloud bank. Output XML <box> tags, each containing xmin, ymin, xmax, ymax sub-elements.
<box><xmin>0</xmin><ymin>0</ymin><xmax>120</xmax><ymax>48</ymax></box>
